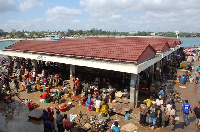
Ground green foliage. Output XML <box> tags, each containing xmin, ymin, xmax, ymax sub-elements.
<box><xmin>1</xmin><ymin>29</ymin><xmax>200</xmax><ymax>38</ymax></box>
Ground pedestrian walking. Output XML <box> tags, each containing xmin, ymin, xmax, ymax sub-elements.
<box><xmin>63</xmin><ymin>114</ymin><xmax>71</xmax><ymax>132</ymax></box>
<box><xmin>14</xmin><ymin>77</ymin><xmax>19</xmax><ymax>92</ymax></box>
<box><xmin>161</xmin><ymin>103</ymin><xmax>169</xmax><ymax>127</ymax></box>
<box><xmin>56</xmin><ymin>109</ymin><xmax>64</xmax><ymax>132</ymax></box>
<box><xmin>181</xmin><ymin>100</ymin><xmax>192</xmax><ymax>126</ymax></box>
<box><xmin>42</xmin><ymin>109</ymin><xmax>48</xmax><ymax>123</ymax></box>
<box><xmin>195</xmin><ymin>69</ymin><xmax>199</xmax><ymax>84</ymax></box>
<box><xmin>47</xmin><ymin>107</ymin><xmax>54</xmax><ymax>125</ymax></box>
<box><xmin>169</xmin><ymin>105</ymin><xmax>176</xmax><ymax>131</ymax></box>
<box><xmin>168</xmin><ymin>99</ymin><xmax>175</xmax><ymax>106</ymax></box>
<box><xmin>148</xmin><ymin>101</ymin><xmax>160</xmax><ymax>130</ymax></box>
<box><xmin>159</xmin><ymin>88</ymin><xmax>164</xmax><ymax>100</ymax></box>
<box><xmin>139</xmin><ymin>103</ymin><xmax>148</xmax><ymax>126</ymax></box>
<box><xmin>44</xmin><ymin>116</ymin><xmax>55</xmax><ymax>132</ymax></box>
<box><xmin>193</xmin><ymin>101</ymin><xmax>200</xmax><ymax>131</ymax></box>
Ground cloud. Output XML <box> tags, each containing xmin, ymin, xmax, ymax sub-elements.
<box><xmin>18</xmin><ymin>0</ymin><xmax>43</xmax><ymax>12</ymax></box>
<box><xmin>0</xmin><ymin>0</ymin><xmax>16</xmax><ymax>13</ymax></box>
<box><xmin>2</xmin><ymin>18</ymin><xmax>46</xmax><ymax>31</ymax></box>
<box><xmin>46</xmin><ymin>6</ymin><xmax>82</xmax><ymax>23</ymax></box>
<box><xmin>79</xmin><ymin>0</ymin><xmax>200</xmax><ymax>32</ymax></box>
<box><xmin>1</xmin><ymin>17</ymin><xmax>84</xmax><ymax>32</ymax></box>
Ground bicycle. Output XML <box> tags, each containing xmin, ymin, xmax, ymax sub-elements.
<box><xmin>77</xmin><ymin>111</ymin><xmax>89</xmax><ymax>126</ymax></box>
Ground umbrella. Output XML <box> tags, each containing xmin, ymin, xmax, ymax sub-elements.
<box><xmin>190</xmin><ymin>48</ymin><xmax>196</xmax><ymax>51</ymax></box>
<box><xmin>196</xmin><ymin>48</ymin><xmax>200</xmax><ymax>51</ymax></box>
<box><xmin>184</xmin><ymin>49</ymin><xmax>193</xmax><ymax>52</ymax></box>
<box><xmin>186</xmin><ymin>52</ymin><xmax>195</xmax><ymax>56</ymax></box>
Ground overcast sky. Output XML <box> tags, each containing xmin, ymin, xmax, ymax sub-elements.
<box><xmin>0</xmin><ymin>0</ymin><xmax>200</xmax><ymax>32</ymax></box>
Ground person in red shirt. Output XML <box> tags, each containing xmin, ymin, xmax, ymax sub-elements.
<box><xmin>75</xmin><ymin>78</ymin><xmax>81</xmax><ymax>95</ymax></box>
<box><xmin>177</xmin><ymin>75</ymin><xmax>181</xmax><ymax>82</ymax></box>
<box><xmin>47</xmin><ymin>107</ymin><xmax>54</xmax><ymax>124</ymax></box>
<box><xmin>63</xmin><ymin>114</ymin><xmax>71</xmax><ymax>131</ymax></box>
<box><xmin>43</xmin><ymin>77</ymin><xmax>47</xmax><ymax>86</ymax></box>
<box><xmin>42</xmin><ymin>90</ymin><xmax>49</xmax><ymax>99</ymax></box>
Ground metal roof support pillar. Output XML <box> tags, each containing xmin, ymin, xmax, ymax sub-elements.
<box><xmin>33</xmin><ymin>59</ymin><xmax>38</xmax><ymax>74</ymax></box>
<box><xmin>130</xmin><ymin>73</ymin><xmax>138</xmax><ymax>108</ymax></box>
<box><xmin>70</xmin><ymin>65</ymin><xmax>75</xmax><ymax>89</ymax></box>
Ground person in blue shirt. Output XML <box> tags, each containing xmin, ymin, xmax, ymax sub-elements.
<box><xmin>159</xmin><ymin>88</ymin><xmax>165</xmax><ymax>100</ymax></box>
<box><xmin>42</xmin><ymin>109</ymin><xmax>48</xmax><ymax>123</ymax></box>
<box><xmin>111</xmin><ymin>121</ymin><xmax>120</xmax><ymax>132</ymax></box>
<box><xmin>162</xmin><ymin>74</ymin><xmax>166</xmax><ymax>82</ymax></box>
<box><xmin>168</xmin><ymin>99</ymin><xmax>175</xmax><ymax>106</ymax></box>
<box><xmin>181</xmin><ymin>100</ymin><xmax>192</xmax><ymax>126</ymax></box>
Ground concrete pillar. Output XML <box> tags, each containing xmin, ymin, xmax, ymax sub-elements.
<box><xmin>135</xmin><ymin>75</ymin><xmax>140</xmax><ymax>108</ymax></box>
<box><xmin>8</xmin><ymin>56</ymin><xmax>13</xmax><ymax>74</ymax></box>
<box><xmin>7</xmin><ymin>56</ymin><xmax>12</xmax><ymax>64</ymax></box>
<box><xmin>130</xmin><ymin>73</ymin><xmax>138</xmax><ymax>108</ymax></box>
<box><xmin>149</xmin><ymin>65</ymin><xmax>154</xmax><ymax>82</ymax></box>
<box><xmin>70</xmin><ymin>65</ymin><xmax>75</xmax><ymax>89</ymax></box>
<box><xmin>33</xmin><ymin>59</ymin><xmax>38</xmax><ymax>74</ymax></box>
<box><xmin>168</xmin><ymin>54</ymin><xmax>172</xmax><ymax>60</ymax></box>
<box><xmin>155</xmin><ymin>61</ymin><xmax>161</xmax><ymax>81</ymax></box>
<box><xmin>70</xmin><ymin>65</ymin><xmax>75</xmax><ymax>76</ymax></box>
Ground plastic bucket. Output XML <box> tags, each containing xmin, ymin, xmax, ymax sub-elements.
<box><xmin>180</xmin><ymin>77</ymin><xmax>185</xmax><ymax>84</ymax></box>
<box><xmin>43</xmin><ymin>88</ymin><xmax>46</xmax><ymax>92</ymax></box>
<box><xmin>44</xmin><ymin>99</ymin><xmax>49</xmax><ymax>103</ymax></box>
<box><xmin>96</xmin><ymin>108</ymin><xmax>100</xmax><ymax>113</ymax></box>
<box><xmin>37</xmin><ymin>84</ymin><xmax>40</xmax><ymax>90</ymax></box>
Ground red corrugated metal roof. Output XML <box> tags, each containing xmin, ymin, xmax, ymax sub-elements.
<box><xmin>5</xmin><ymin>38</ymin><xmax>179</xmax><ymax>63</ymax></box>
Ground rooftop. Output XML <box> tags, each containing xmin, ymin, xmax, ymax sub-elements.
<box><xmin>5</xmin><ymin>37</ymin><xmax>180</xmax><ymax>64</ymax></box>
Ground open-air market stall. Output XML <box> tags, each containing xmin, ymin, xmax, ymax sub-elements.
<box><xmin>0</xmin><ymin>37</ymin><xmax>182</xmax><ymax>108</ymax></box>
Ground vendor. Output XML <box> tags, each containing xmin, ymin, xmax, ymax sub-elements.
<box><xmin>100</xmin><ymin>101</ymin><xmax>109</xmax><ymax>117</ymax></box>
<box><xmin>42</xmin><ymin>89</ymin><xmax>50</xmax><ymax>100</ymax></box>
<box><xmin>93</xmin><ymin>88</ymin><xmax>100</xmax><ymax>99</ymax></box>
<box><xmin>53</xmin><ymin>91</ymin><xmax>61</xmax><ymax>104</ymax></box>
<box><xmin>95</xmin><ymin>97</ymin><xmax>101</xmax><ymax>113</ymax></box>
<box><xmin>75</xmin><ymin>78</ymin><xmax>81</xmax><ymax>95</ymax></box>
<box><xmin>101</xmin><ymin>90</ymin><xmax>107</xmax><ymax>101</ymax></box>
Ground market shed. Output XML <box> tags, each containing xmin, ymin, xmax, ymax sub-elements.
<box><xmin>0</xmin><ymin>37</ymin><xmax>182</xmax><ymax>107</ymax></box>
